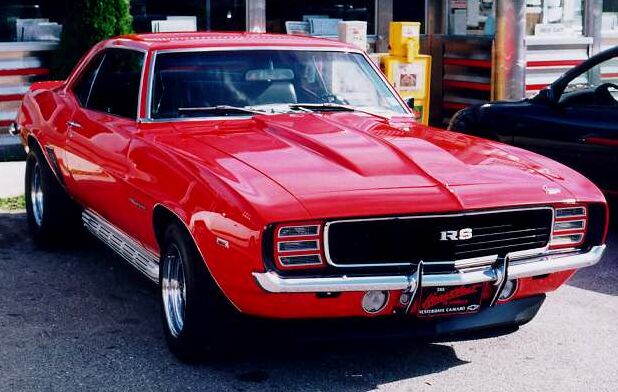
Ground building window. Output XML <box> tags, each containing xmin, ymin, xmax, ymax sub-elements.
<box><xmin>393</xmin><ymin>0</ymin><xmax>426</xmax><ymax>34</ymax></box>
<box><xmin>266</xmin><ymin>0</ymin><xmax>376</xmax><ymax>36</ymax></box>
<box><xmin>0</xmin><ymin>0</ymin><xmax>64</xmax><ymax>42</ymax></box>
<box><xmin>446</xmin><ymin>0</ymin><xmax>496</xmax><ymax>36</ymax></box>
<box><xmin>603</xmin><ymin>0</ymin><xmax>618</xmax><ymax>34</ymax></box>
<box><xmin>525</xmin><ymin>0</ymin><xmax>585</xmax><ymax>36</ymax></box>
<box><xmin>131</xmin><ymin>0</ymin><xmax>246</xmax><ymax>33</ymax></box>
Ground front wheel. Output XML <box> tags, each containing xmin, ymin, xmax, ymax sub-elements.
<box><xmin>25</xmin><ymin>148</ymin><xmax>80</xmax><ymax>245</ymax></box>
<box><xmin>160</xmin><ymin>222</ymin><xmax>235</xmax><ymax>362</ymax></box>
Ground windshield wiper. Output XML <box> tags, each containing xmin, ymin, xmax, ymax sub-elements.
<box><xmin>289</xmin><ymin>103</ymin><xmax>355</xmax><ymax>112</ymax></box>
<box><xmin>290</xmin><ymin>103</ymin><xmax>392</xmax><ymax>120</ymax></box>
<box><xmin>177</xmin><ymin>105</ymin><xmax>265</xmax><ymax>116</ymax></box>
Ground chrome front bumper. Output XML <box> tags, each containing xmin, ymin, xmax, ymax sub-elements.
<box><xmin>253</xmin><ymin>245</ymin><xmax>606</xmax><ymax>293</ymax></box>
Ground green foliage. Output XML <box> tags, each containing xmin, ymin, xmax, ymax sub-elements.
<box><xmin>52</xmin><ymin>0</ymin><xmax>133</xmax><ymax>79</ymax></box>
<box><xmin>0</xmin><ymin>195</ymin><xmax>25</xmax><ymax>211</ymax></box>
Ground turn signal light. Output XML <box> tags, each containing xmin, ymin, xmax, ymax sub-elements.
<box><xmin>550</xmin><ymin>206</ymin><xmax>587</xmax><ymax>249</ymax></box>
<box><xmin>274</xmin><ymin>221</ymin><xmax>324</xmax><ymax>269</ymax></box>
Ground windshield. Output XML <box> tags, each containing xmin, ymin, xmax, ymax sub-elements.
<box><xmin>150</xmin><ymin>50</ymin><xmax>406</xmax><ymax>119</ymax></box>
<box><xmin>563</xmin><ymin>57</ymin><xmax>618</xmax><ymax>92</ymax></box>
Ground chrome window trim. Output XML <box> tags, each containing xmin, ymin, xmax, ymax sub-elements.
<box><xmin>142</xmin><ymin>46</ymin><xmax>409</xmax><ymax>122</ymax></box>
<box><xmin>323</xmin><ymin>206</ymin><xmax>556</xmax><ymax>268</ymax></box>
<box><xmin>70</xmin><ymin>45</ymin><xmax>148</xmax><ymax>121</ymax></box>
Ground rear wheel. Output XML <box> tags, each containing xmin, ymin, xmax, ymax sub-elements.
<box><xmin>160</xmin><ymin>222</ymin><xmax>235</xmax><ymax>362</ymax></box>
<box><xmin>25</xmin><ymin>147</ymin><xmax>80</xmax><ymax>246</ymax></box>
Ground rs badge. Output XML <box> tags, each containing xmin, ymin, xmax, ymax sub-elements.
<box><xmin>440</xmin><ymin>228</ymin><xmax>473</xmax><ymax>241</ymax></box>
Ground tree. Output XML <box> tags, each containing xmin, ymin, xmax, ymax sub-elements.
<box><xmin>52</xmin><ymin>0</ymin><xmax>133</xmax><ymax>78</ymax></box>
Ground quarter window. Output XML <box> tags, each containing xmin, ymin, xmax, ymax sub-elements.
<box><xmin>83</xmin><ymin>48</ymin><xmax>145</xmax><ymax>119</ymax></box>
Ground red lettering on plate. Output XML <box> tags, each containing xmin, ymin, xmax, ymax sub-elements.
<box><xmin>422</xmin><ymin>286</ymin><xmax>479</xmax><ymax>309</ymax></box>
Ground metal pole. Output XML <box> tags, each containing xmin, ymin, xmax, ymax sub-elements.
<box><xmin>246</xmin><ymin>0</ymin><xmax>266</xmax><ymax>32</ymax></box>
<box><xmin>585</xmin><ymin>0</ymin><xmax>603</xmax><ymax>86</ymax></box>
<box><xmin>426</xmin><ymin>0</ymin><xmax>445</xmax><ymax>34</ymax></box>
<box><xmin>205</xmin><ymin>0</ymin><xmax>211</xmax><ymax>30</ymax></box>
<box><xmin>585</xmin><ymin>0</ymin><xmax>603</xmax><ymax>56</ymax></box>
<box><xmin>495</xmin><ymin>0</ymin><xmax>526</xmax><ymax>101</ymax></box>
<box><xmin>376</xmin><ymin>0</ymin><xmax>393</xmax><ymax>53</ymax></box>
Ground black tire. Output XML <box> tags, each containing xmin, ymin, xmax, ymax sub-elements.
<box><xmin>159</xmin><ymin>221</ymin><xmax>236</xmax><ymax>362</ymax></box>
<box><xmin>24</xmin><ymin>146</ymin><xmax>81</xmax><ymax>246</ymax></box>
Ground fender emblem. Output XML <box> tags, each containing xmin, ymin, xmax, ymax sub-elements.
<box><xmin>543</xmin><ymin>185</ymin><xmax>561</xmax><ymax>195</ymax></box>
<box><xmin>440</xmin><ymin>228</ymin><xmax>473</xmax><ymax>241</ymax></box>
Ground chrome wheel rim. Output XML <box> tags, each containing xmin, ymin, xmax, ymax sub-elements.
<box><xmin>30</xmin><ymin>161</ymin><xmax>44</xmax><ymax>227</ymax></box>
<box><xmin>162</xmin><ymin>244</ymin><xmax>187</xmax><ymax>338</ymax></box>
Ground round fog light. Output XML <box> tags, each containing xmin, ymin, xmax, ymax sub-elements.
<box><xmin>362</xmin><ymin>290</ymin><xmax>389</xmax><ymax>314</ymax></box>
<box><xmin>498</xmin><ymin>279</ymin><xmax>517</xmax><ymax>301</ymax></box>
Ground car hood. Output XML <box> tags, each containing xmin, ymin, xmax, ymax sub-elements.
<box><xmin>160</xmin><ymin>112</ymin><xmax>581</xmax><ymax>215</ymax></box>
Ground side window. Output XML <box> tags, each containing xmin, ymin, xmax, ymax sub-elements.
<box><xmin>87</xmin><ymin>49</ymin><xmax>145</xmax><ymax>118</ymax></box>
<box><xmin>72</xmin><ymin>52</ymin><xmax>105</xmax><ymax>107</ymax></box>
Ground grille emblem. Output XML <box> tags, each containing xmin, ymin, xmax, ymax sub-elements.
<box><xmin>440</xmin><ymin>228</ymin><xmax>473</xmax><ymax>241</ymax></box>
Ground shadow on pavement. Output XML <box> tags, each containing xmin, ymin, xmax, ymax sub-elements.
<box><xmin>0</xmin><ymin>211</ymin><xmax>473</xmax><ymax>391</ymax></box>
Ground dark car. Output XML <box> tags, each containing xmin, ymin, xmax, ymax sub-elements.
<box><xmin>449</xmin><ymin>46</ymin><xmax>618</xmax><ymax>193</ymax></box>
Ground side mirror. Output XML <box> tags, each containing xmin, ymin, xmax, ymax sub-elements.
<box><xmin>8</xmin><ymin>122</ymin><xmax>19</xmax><ymax>136</ymax></box>
<box><xmin>404</xmin><ymin>97</ymin><xmax>421</xmax><ymax>120</ymax></box>
<box><xmin>535</xmin><ymin>87</ymin><xmax>560</xmax><ymax>107</ymax></box>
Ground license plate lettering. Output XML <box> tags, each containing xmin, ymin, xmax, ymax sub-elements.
<box><xmin>418</xmin><ymin>284</ymin><xmax>483</xmax><ymax>317</ymax></box>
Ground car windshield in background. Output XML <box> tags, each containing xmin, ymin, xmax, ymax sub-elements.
<box><xmin>564</xmin><ymin>54</ymin><xmax>618</xmax><ymax>94</ymax></box>
<box><xmin>150</xmin><ymin>50</ymin><xmax>406</xmax><ymax>119</ymax></box>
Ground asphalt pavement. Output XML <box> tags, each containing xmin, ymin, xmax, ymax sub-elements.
<box><xmin>0</xmin><ymin>210</ymin><xmax>617</xmax><ymax>392</ymax></box>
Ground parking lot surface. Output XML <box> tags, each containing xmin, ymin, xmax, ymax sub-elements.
<box><xmin>1</xmin><ymin>210</ymin><xmax>617</xmax><ymax>392</ymax></box>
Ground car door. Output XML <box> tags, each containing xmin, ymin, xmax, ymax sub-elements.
<box><xmin>64</xmin><ymin>47</ymin><xmax>147</xmax><ymax>233</ymax></box>
<box><xmin>512</xmin><ymin>49</ymin><xmax>618</xmax><ymax>191</ymax></box>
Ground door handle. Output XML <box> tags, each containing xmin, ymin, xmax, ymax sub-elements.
<box><xmin>66</xmin><ymin>121</ymin><xmax>82</xmax><ymax>129</ymax></box>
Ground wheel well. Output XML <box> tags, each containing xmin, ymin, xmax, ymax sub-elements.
<box><xmin>152</xmin><ymin>205</ymin><xmax>180</xmax><ymax>247</ymax></box>
<box><xmin>27</xmin><ymin>135</ymin><xmax>41</xmax><ymax>153</ymax></box>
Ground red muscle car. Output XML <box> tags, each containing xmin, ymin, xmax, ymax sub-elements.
<box><xmin>14</xmin><ymin>32</ymin><xmax>608</xmax><ymax>361</ymax></box>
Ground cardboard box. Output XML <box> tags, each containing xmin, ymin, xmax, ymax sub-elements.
<box><xmin>338</xmin><ymin>21</ymin><xmax>368</xmax><ymax>51</ymax></box>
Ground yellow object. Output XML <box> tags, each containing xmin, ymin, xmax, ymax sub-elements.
<box><xmin>389</xmin><ymin>22</ymin><xmax>421</xmax><ymax>61</ymax></box>
<box><xmin>381</xmin><ymin>54</ymin><xmax>432</xmax><ymax>125</ymax></box>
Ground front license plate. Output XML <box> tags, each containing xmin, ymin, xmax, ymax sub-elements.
<box><xmin>417</xmin><ymin>284</ymin><xmax>484</xmax><ymax>317</ymax></box>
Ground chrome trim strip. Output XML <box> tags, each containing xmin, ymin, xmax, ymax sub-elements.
<box><xmin>453</xmin><ymin>254</ymin><xmax>498</xmax><ymax>269</ymax></box>
<box><xmin>553</xmin><ymin>219</ymin><xmax>586</xmax><ymax>231</ymax></box>
<box><xmin>278</xmin><ymin>254</ymin><xmax>323</xmax><ymax>267</ymax></box>
<box><xmin>82</xmin><ymin>209</ymin><xmax>159</xmax><ymax>283</ymax></box>
<box><xmin>509</xmin><ymin>245</ymin><xmax>605</xmax><ymax>279</ymax></box>
<box><xmin>323</xmin><ymin>206</ymin><xmax>555</xmax><ymax>268</ymax></box>
<box><xmin>253</xmin><ymin>271</ymin><xmax>411</xmax><ymax>293</ymax></box>
<box><xmin>253</xmin><ymin>245</ymin><xmax>605</xmax><ymax>293</ymax></box>
<box><xmin>277</xmin><ymin>239</ymin><xmax>320</xmax><ymax>253</ymax></box>
<box><xmin>277</xmin><ymin>224</ymin><xmax>321</xmax><ymax>238</ymax></box>
<box><xmin>423</xmin><ymin>267</ymin><xmax>499</xmax><ymax>287</ymax></box>
<box><xmin>549</xmin><ymin>233</ymin><xmax>585</xmax><ymax>246</ymax></box>
<box><xmin>555</xmin><ymin>206</ymin><xmax>587</xmax><ymax>218</ymax></box>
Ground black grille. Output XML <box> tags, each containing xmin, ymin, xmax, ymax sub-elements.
<box><xmin>326</xmin><ymin>208</ymin><xmax>553</xmax><ymax>267</ymax></box>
